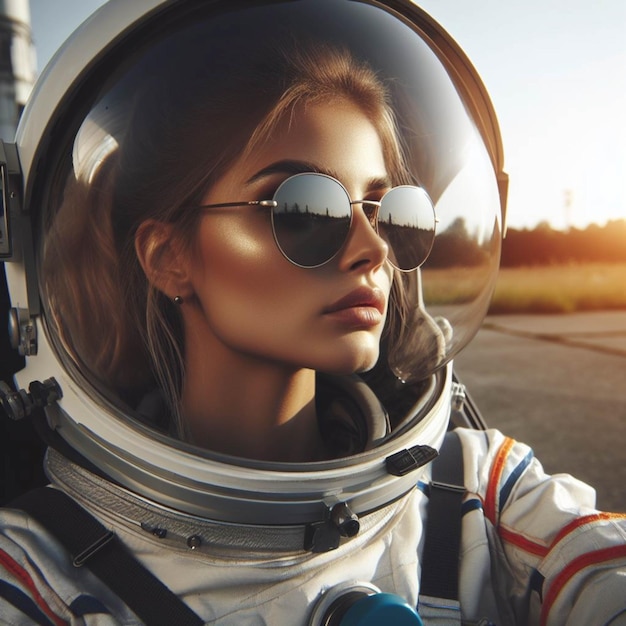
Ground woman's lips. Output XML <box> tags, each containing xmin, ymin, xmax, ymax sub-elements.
<box><xmin>323</xmin><ymin>287</ymin><xmax>386</xmax><ymax>327</ymax></box>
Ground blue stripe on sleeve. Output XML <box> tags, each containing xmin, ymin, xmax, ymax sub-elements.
<box><xmin>529</xmin><ymin>568</ymin><xmax>545</xmax><ymax>601</ymax></box>
<box><xmin>499</xmin><ymin>449</ymin><xmax>534</xmax><ymax>511</ymax></box>
<box><xmin>0</xmin><ymin>580</ymin><xmax>57</xmax><ymax>626</ymax></box>
<box><xmin>70</xmin><ymin>594</ymin><xmax>113</xmax><ymax>616</ymax></box>
<box><xmin>461</xmin><ymin>498</ymin><xmax>483</xmax><ymax>516</ymax></box>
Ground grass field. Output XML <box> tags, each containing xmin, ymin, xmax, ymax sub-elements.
<box><xmin>488</xmin><ymin>263</ymin><xmax>626</xmax><ymax>314</ymax></box>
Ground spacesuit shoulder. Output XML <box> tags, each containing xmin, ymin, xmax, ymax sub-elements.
<box><xmin>454</xmin><ymin>427</ymin><xmax>626</xmax><ymax>625</ymax></box>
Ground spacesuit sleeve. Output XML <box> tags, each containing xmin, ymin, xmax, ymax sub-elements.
<box><xmin>0</xmin><ymin>506</ymin><xmax>137</xmax><ymax>624</ymax></box>
<box><xmin>456</xmin><ymin>428</ymin><xmax>626</xmax><ymax>626</ymax></box>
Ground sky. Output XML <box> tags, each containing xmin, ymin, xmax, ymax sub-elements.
<box><xmin>29</xmin><ymin>0</ymin><xmax>626</xmax><ymax>231</ymax></box>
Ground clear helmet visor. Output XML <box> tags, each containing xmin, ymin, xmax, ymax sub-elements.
<box><xmin>33</xmin><ymin>0</ymin><xmax>503</xmax><ymax>444</ymax></box>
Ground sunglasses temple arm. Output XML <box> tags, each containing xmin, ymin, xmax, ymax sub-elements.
<box><xmin>196</xmin><ymin>199</ymin><xmax>278</xmax><ymax>211</ymax></box>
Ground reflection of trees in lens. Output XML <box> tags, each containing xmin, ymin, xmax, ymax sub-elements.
<box><xmin>274</xmin><ymin>208</ymin><xmax>350</xmax><ymax>266</ymax></box>
<box><xmin>278</xmin><ymin>200</ymin><xmax>348</xmax><ymax>218</ymax></box>
<box><xmin>380</xmin><ymin>223</ymin><xmax>435</xmax><ymax>269</ymax></box>
<box><xmin>277</xmin><ymin>203</ymin><xmax>348</xmax><ymax>222</ymax></box>
<box><xmin>381</xmin><ymin>211</ymin><xmax>423</xmax><ymax>229</ymax></box>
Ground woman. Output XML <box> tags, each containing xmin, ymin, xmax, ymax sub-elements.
<box><xmin>135</xmin><ymin>91</ymin><xmax>394</xmax><ymax>460</ymax></box>
<box><xmin>2</xmin><ymin>2</ymin><xmax>624</xmax><ymax>624</ymax></box>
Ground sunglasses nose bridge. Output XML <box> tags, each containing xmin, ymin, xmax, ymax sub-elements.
<box><xmin>349</xmin><ymin>200</ymin><xmax>380</xmax><ymax>231</ymax></box>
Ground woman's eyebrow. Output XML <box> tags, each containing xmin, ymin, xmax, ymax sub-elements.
<box><xmin>366</xmin><ymin>176</ymin><xmax>393</xmax><ymax>193</ymax></box>
<box><xmin>246</xmin><ymin>160</ymin><xmax>325</xmax><ymax>184</ymax></box>
<box><xmin>247</xmin><ymin>159</ymin><xmax>392</xmax><ymax>192</ymax></box>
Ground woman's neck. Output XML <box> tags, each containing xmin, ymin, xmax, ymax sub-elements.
<box><xmin>180</xmin><ymin>322</ymin><xmax>323</xmax><ymax>462</ymax></box>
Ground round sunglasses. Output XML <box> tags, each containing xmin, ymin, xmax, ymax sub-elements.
<box><xmin>195</xmin><ymin>173</ymin><xmax>436</xmax><ymax>271</ymax></box>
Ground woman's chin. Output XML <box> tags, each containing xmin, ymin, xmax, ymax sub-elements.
<box><xmin>316</xmin><ymin>346</ymin><xmax>381</xmax><ymax>376</ymax></box>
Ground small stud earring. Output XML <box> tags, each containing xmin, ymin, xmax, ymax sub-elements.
<box><xmin>173</xmin><ymin>296</ymin><xmax>184</xmax><ymax>306</ymax></box>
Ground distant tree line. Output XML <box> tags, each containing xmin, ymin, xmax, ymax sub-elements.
<box><xmin>424</xmin><ymin>218</ymin><xmax>626</xmax><ymax>269</ymax></box>
<box><xmin>426</xmin><ymin>217</ymin><xmax>498</xmax><ymax>268</ymax></box>
<box><xmin>500</xmin><ymin>219</ymin><xmax>626</xmax><ymax>266</ymax></box>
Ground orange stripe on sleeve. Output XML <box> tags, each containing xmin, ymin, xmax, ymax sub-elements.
<box><xmin>0</xmin><ymin>548</ymin><xmax>69</xmax><ymax>626</ymax></box>
<box><xmin>499</xmin><ymin>513</ymin><xmax>626</xmax><ymax>565</ymax></box>
<box><xmin>550</xmin><ymin>512</ymin><xmax>626</xmax><ymax>550</ymax></box>
<box><xmin>540</xmin><ymin>544</ymin><xmax>626</xmax><ymax>626</ymax></box>
<box><xmin>485</xmin><ymin>437</ymin><xmax>515</xmax><ymax>525</ymax></box>
<box><xmin>499</xmin><ymin>526</ymin><xmax>549</xmax><ymax>558</ymax></box>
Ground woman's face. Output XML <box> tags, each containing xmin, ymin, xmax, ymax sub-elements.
<box><xmin>183</xmin><ymin>98</ymin><xmax>394</xmax><ymax>375</ymax></box>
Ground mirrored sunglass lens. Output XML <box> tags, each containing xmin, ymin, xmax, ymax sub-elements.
<box><xmin>271</xmin><ymin>174</ymin><xmax>352</xmax><ymax>267</ymax></box>
<box><xmin>377</xmin><ymin>186</ymin><xmax>436</xmax><ymax>270</ymax></box>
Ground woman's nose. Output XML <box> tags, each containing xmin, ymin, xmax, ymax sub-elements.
<box><xmin>337</xmin><ymin>202</ymin><xmax>389</xmax><ymax>272</ymax></box>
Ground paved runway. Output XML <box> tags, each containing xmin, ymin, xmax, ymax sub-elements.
<box><xmin>454</xmin><ymin>310</ymin><xmax>626</xmax><ymax>512</ymax></box>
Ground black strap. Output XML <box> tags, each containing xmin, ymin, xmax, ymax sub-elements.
<box><xmin>419</xmin><ymin>430</ymin><xmax>465</xmax><ymax>601</ymax></box>
<box><xmin>11</xmin><ymin>487</ymin><xmax>204</xmax><ymax>626</ymax></box>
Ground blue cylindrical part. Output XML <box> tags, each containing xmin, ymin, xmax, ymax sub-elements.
<box><xmin>340</xmin><ymin>593</ymin><xmax>423</xmax><ymax>626</ymax></box>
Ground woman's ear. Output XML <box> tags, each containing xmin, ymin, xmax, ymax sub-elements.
<box><xmin>135</xmin><ymin>219</ymin><xmax>194</xmax><ymax>299</ymax></box>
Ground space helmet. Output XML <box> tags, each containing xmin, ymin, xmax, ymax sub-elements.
<box><xmin>0</xmin><ymin>0</ymin><xmax>507</xmax><ymax>533</ymax></box>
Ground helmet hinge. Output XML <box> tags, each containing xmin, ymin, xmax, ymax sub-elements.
<box><xmin>304</xmin><ymin>500</ymin><xmax>361</xmax><ymax>553</ymax></box>
<box><xmin>9</xmin><ymin>305</ymin><xmax>37</xmax><ymax>356</ymax></box>
<box><xmin>0</xmin><ymin>377</ymin><xmax>62</xmax><ymax>421</ymax></box>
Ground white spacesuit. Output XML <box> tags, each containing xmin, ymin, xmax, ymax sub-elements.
<box><xmin>0</xmin><ymin>1</ymin><xmax>624</xmax><ymax>625</ymax></box>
